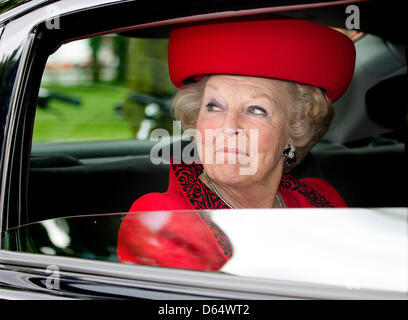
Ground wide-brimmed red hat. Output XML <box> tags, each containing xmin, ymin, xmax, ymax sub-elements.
<box><xmin>168</xmin><ymin>16</ymin><xmax>356</xmax><ymax>102</ymax></box>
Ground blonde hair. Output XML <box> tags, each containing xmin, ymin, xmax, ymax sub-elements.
<box><xmin>171</xmin><ymin>76</ymin><xmax>334</xmax><ymax>171</ymax></box>
<box><xmin>285</xmin><ymin>81</ymin><xmax>334</xmax><ymax>169</ymax></box>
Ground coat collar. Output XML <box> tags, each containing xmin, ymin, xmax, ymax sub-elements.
<box><xmin>168</xmin><ymin>159</ymin><xmax>334</xmax><ymax>209</ymax></box>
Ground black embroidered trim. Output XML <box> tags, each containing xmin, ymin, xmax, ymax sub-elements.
<box><xmin>198</xmin><ymin>212</ymin><xmax>233</xmax><ymax>257</ymax></box>
<box><xmin>281</xmin><ymin>174</ymin><xmax>334</xmax><ymax>207</ymax></box>
<box><xmin>174</xmin><ymin>161</ymin><xmax>334</xmax><ymax>209</ymax></box>
<box><xmin>173</xmin><ymin>161</ymin><xmax>230</xmax><ymax>210</ymax></box>
<box><xmin>172</xmin><ymin>161</ymin><xmax>232</xmax><ymax>258</ymax></box>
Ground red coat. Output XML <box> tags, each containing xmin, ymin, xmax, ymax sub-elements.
<box><xmin>117</xmin><ymin>160</ymin><xmax>346</xmax><ymax>270</ymax></box>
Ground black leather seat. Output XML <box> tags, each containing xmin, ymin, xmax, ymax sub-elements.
<box><xmin>296</xmin><ymin>143</ymin><xmax>407</xmax><ymax>207</ymax></box>
<box><xmin>28</xmin><ymin>155</ymin><xmax>170</xmax><ymax>223</ymax></box>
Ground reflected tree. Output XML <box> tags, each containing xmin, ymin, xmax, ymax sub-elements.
<box><xmin>123</xmin><ymin>38</ymin><xmax>175</xmax><ymax>138</ymax></box>
<box><xmin>89</xmin><ymin>37</ymin><xmax>102</xmax><ymax>83</ymax></box>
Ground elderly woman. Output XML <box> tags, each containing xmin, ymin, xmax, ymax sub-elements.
<box><xmin>117</xmin><ymin>16</ymin><xmax>355</xmax><ymax>270</ymax></box>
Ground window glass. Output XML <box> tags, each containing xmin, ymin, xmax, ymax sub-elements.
<box><xmin>6</xmin><ymin>24</ymin><xmax>407</xmax><ymax>298</ymax></box>
<box><xmin>3</xmin><ymin>214</ymin><xmax>122</xmax><ymax>262</ymax></box>
<box><xmin>3</xmin><ymin>209</ymin><xmax>408</xmax><ymax>294</ymax></box>
<box><xmin>34</xmin><ymin>35</ymin><xmax>175</xmax><ymax>143</ymax></box>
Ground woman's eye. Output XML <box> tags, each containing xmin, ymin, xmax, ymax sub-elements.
<box><xmin>248</xmin><ymin>105</ymin><xmax>267</xmax><ymax>115</ymax></box>
<box><xmin>206</xmin><ymin>102</ymin><xmax>222</xmax><ymax>111</ymax></box>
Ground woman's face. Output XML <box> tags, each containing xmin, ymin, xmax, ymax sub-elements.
<box><xmin>196</xmin><ymin>75</ymin><xmax>291</xmax><ymax>187</ymax></box>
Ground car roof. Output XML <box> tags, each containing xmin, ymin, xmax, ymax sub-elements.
<box><xmin>1</xmin><ymin>0</ymin><xmax>405</xmax><ymax>43</ymax></box>
<box><xmin>0</xmin><ymin>0</ymin><xmax>51</xmax><ymax>23</ymax></box>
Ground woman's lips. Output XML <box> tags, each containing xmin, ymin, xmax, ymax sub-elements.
<box><xmin>216</xmin><ymin>147</ymin><xmax>247</xmax><ymax>156</ymax></box>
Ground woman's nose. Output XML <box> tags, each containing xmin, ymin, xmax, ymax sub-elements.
<box><xmin>223</xmin><ymin>127</ymin><xmax>239</xmax><ymax>136</ymax></box>
<box><xmin>221</xmin><ymin>110</ymin><xmax>242</xmax><ymax>136</ymax></box>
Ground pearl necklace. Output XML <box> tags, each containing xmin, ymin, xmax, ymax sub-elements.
<box><xmin>202</xmin><ymin>169</ymin><xmax>283</xmax><ymax>209</ymax></box>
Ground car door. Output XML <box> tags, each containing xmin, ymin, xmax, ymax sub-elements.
<box><xmin>0</xmin><ymin>0</ymin><xmax>407</xmax><ymax>301</ymax></box>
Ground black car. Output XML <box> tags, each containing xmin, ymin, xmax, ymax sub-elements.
<box><xmin>0</xmin><ymin>0</ymin><xmax>407</xmax><ymax>300</ymax></box>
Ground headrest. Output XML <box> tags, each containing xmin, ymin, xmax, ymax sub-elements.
<box><xmin>366</xmin><ymin>74</ymin><xmax>407</xmax><ymax>129</ymax></box>
<box><xmin>168</xmin><ymin>16</ymin><xmax>356</xmax><ymax>102</ymax></box>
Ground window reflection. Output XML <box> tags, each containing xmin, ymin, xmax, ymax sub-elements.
<box><xmin>2</xmin><ymin>209</ymin><xmax>407</xmax><ymax>294</ymax></box>
<box><xmin>117</xmin><ymin>211</ymin><xmax>232</xmax><ymax>271</ymax></box>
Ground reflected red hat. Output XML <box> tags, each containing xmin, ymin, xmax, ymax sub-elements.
<box><xmin>168</xmin><ymin>16</ymin><xmax>356</xmax><ymax>102</ymax></box>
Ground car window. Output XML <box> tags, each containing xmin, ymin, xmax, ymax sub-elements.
<box><xmin>2</xmin><ymin>209</ymin><xmax>407</xmax><ymax>294</ymax></box>
<box><xmin>18</xmin><ymin>17</ymin><xmax>407</xmax><ymax>299</ymax></box>
<box><xmin>2</xmin><ymin>0</ymin><xmax>407</xmax><ymax>301</ymax></box>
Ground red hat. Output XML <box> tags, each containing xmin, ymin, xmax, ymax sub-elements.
<box><xmin>168</xmin><ymin>16</ymin><xmax>356</xmax><ymax>102</ymax></box>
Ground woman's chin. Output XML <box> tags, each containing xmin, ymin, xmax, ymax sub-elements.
<box><xmin>207</xmin><ymin>163</ymin><xmax>254</xmax><ymax>186</ymax></box>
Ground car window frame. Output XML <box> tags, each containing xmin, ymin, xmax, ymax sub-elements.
<box><xmin>0</xmin><ymin>0</ymin><xmax>405</xmax><ymax>300</ymax></box>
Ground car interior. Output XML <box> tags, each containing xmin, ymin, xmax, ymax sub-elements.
<box><xmin>24</xmin><ymin>2</ymin><xmax>407</xmax><ymax>228</ymax></box>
